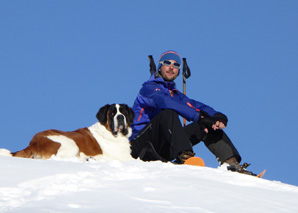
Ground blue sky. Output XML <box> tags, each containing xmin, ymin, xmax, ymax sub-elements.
<box><xmin>1</xmin><ymin>1</ymin><xmax>297</xmax><ymax>186</ymax></box>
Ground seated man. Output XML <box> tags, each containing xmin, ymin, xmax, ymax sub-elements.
<box><xmin>130</xmin><ymin>50</ymin><xmax>254</xmax><ymax>175</ymax></box>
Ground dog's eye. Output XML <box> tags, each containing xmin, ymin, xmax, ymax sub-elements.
<box><xmin>119</xmin><ymin>107</ymin><xmax>126</xmax><ymax>115</ymax></box>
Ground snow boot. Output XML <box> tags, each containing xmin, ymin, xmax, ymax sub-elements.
<box><xmin>175</xmin><ymin>150</ymin><xmax>195</xmax><ymax>164</ymax></box>
<box><xmin>223</xmin><ymin>157</ymin><xmax>257</xmax><ymax>176</ymax></box>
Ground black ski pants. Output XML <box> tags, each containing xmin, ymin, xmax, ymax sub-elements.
<box><xmin>130</xmin><ymin>109</ymin><xmax>241</xmax><ymax>163</ymax></box>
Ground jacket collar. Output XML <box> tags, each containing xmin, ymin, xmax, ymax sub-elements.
<box><xmin>147</xmin><ymin>73</ymin><xmax>176</xmax><ymax>90</ymax></box>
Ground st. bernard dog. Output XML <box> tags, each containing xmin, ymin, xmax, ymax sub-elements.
<box><xmin>0</xmin><ymin>104</ymin><xmax>135</xmax><ymax>161</ymax></box>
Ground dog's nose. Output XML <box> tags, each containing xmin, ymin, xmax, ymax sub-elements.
<box><xmin>117</xmin><ymin>114</ymin><xmax>124</xmax><ymax>121</ymax></box>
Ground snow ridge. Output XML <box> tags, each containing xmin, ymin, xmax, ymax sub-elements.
<box><xmin>0</xmin><ymin>156</ymin><xmax>297</xmax><ymax>212</ymax></box>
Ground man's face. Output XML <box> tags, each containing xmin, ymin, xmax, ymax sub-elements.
<box><xmin>159</xmin><ymin>60</ymin><xmax>179</xmax><ymax>82</ymax></box>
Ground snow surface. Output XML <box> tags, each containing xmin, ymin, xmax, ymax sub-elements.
<box><xmin>0</xmin><ymin>156</ymin><xmax>297</xmax><ymax>213</ymax></box>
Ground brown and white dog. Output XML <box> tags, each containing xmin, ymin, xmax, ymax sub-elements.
<box><xmin>0</xmin><ymin>104</ymin><xmax>135</xmax><ymax>161</ymax></box>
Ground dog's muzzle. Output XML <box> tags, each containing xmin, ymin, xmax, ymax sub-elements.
<box><xmin>113</xmin><ymin>114</ymin><xmax>128</xmax><ymax>136</ymax></box>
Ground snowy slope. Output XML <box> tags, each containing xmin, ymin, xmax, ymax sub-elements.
<box><xmin>0</xmin><ymin>156</ymin><xmax>297</xmax><ymax>213</ymax></box>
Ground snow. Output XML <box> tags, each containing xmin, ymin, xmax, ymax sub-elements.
<box><xmin>0</xmin><ymin>156</ymin><xmax>297</xmax><ymax>213</ymax></box>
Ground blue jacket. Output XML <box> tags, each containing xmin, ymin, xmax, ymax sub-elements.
<box><xmin>130</xmin><ymin>73</ymin><xmax>219</xmax><ymax>140</ymax></box>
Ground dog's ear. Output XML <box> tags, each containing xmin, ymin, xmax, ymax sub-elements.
<box><xmin>96</xmin><ymin>104</ymin><xmax>110</xmax><ymax>125</ymax></box>
<box><xmin>123</xmin><ymin>104</ymin><xmax>135</xmax><ymax>125</ymax></box>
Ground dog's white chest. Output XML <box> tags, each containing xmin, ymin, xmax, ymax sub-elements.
<box><xmin>88</xmin><ymin>123</ymin><xmax>133</xmax><ymax>161</ymax></box>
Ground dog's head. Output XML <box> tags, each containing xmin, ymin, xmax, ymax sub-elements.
<box><xmin>96</xmin><ymin>104</ymin><xmax>135</xmax><ymax>137</ymax></box>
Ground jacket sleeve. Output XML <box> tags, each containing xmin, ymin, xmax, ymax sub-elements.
<box><xmin>187</xmin><ymin>98</ymin><xmax>218</xmax><ymax>118</ymax></box>
<box><xmin>139</xmin><ymin>82</ymin><xmax>218</xmax><ymax>122</ymax></box>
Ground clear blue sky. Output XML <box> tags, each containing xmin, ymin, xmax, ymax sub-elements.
<box><xmin>1</xmin><ymin>1</ymin><xmax>297</xmax><ymax>186</ymax></box>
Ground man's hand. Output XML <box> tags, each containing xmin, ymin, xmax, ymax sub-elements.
<box><xmin>197</xmin><ymin>111</ymin><xmax>214</xmax><ymax>133</ymax></box>
<box><xmin>210</xmin><ymin>112</ymin><xmax>228</xmax><ymax>132</ymax></box>
<box><xmin>198</xmin><ymin>112</ymin><xmax>228</xmax><ymax>133</ymax></box>
<box><xmin>212</xmin><ymin>120</ymin><xmax>226</xmax><ymax>130</ymax></box>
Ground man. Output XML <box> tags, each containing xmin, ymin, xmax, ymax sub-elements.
<box><xmin>130</xmin><ymin>50</ymin><xmax>254</xmax><ymax>175</ymax></box>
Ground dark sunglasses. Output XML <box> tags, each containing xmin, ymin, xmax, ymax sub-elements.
<box><xmin>159</xmin><ymin>60</ymin><xmax>181</xmax><ymax>69</ymax></box>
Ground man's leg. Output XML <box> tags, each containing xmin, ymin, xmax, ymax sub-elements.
<box><xmin>203</xmin><ymin>130</ymin><xmax>241</xmax><ymax>164</ymax></box>
<box><xmin>130</xmin><ymin>109</ymin><xmax>193</xmax><ymax>161</ymax></box>
<box><xmin>183</xmin><ymin>122</ymin><xmax>241</xmax><ymax>163</ymax></box>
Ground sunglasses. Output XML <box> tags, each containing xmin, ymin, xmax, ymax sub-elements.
<box><xmin>159</xmin><ymin>60</ymin><xmax>181</xmax><ymax>69</ymax></box>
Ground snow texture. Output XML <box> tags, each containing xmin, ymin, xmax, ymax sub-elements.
<box><xmin>0</xmin><ymin>156</ymin><xmax>297</xmax><ymax>212</ymax></box>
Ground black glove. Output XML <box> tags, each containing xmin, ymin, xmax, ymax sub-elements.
<box><xmin>212</xmin><ymin>112</ymin><xmax>228</xmax><ymax>127</ymax></box>
<box><xmin>197</xmin><ymin>111</ymin><xmax>215</xmax><ymax>130</ymax></box>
